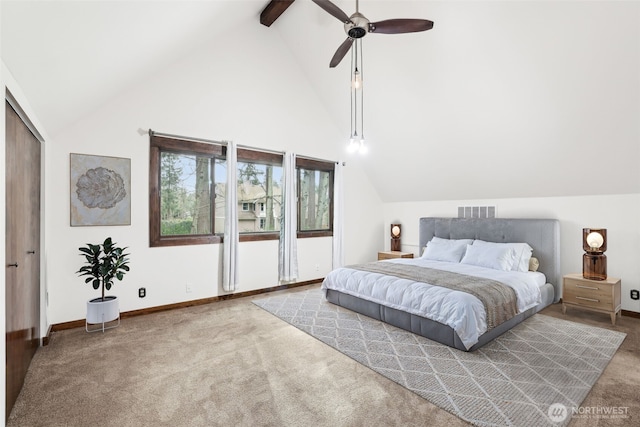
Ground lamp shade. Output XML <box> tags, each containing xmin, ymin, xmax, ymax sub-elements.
<box><xmin>582</xmin><ymin>228</ymin><xmax>607</xmax><ymax>253</ymax></box>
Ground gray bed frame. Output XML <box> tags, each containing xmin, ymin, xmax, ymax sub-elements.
<box><xmin>325</xmin><ymin>217</ymin><xmax>561</xmax><ymax>351</ymax></box>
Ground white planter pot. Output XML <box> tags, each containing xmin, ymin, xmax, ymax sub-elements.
<box><xmin>86</xmin><ymin>295</ymin><xmax>119</xmax><ymax>324</ymax></box>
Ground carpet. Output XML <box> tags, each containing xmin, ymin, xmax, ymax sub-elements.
<box><xmin>253</xmin><ymin>288</ymin><xmax>626</xmax><ymax>427</ymax></box>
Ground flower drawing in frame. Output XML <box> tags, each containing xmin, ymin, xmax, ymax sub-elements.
<box><xmin>70</xmin><ymin>153</ymin><xmax>131</xmax><ymax>226</ymax></box>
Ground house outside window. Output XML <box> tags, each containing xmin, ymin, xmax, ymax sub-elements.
<box><xmin>236</xmin><ymin>160</ymin><xmax>282</xmax><ymax>234</ymax></box>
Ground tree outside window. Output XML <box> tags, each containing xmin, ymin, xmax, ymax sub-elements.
<box><xmin>159</xmin><ymin>152</ymin><xmax>213</xmax><ymax>236</ymax></box>
<box><xmin>150</xmin><ymin>135</ymin><xmax>223</xmax><ymax>247</ymax></box>
<box><xmin>296</xmin><ymin>158</ymin><xmax>334</xmax><ymax>237</ymax></box>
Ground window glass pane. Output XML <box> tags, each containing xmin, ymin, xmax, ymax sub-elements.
<box><xmin>160</xmin><ymin>152</ymin><xmax>211</xmax><ymax>236</ymax></box>
<box><xmin>214</xmin><ymin>159</ymin><xmax>226</xmax><ymax>234</ymax></box>
<box><xmin>237</xmin><ymin>161</ymin><xmax>282</xmax><ymax>233</ymax></box>
<box><xmin>299</xmin><ymin>168</ymin><xmax>331</xmax><ymax>231</ymax></box>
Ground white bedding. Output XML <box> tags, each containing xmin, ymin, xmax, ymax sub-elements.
<box><xmin>321</xmin><ymin>258</ymin><xmax>545</xmax><ymax>350</ymax></box>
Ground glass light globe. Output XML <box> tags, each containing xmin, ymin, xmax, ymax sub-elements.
<box><xmin>358</xmin><ymin>138</ymin><xmax>368</xmax><ymax>154</ymax></box>
<box><xmin>351</xmin><ymin>69</ymin><xmax>362</xmax><ymax>90</ymax></box>
<box><xmin>347</xmin><ymin>137</ymin><xmax>359</xmax><ymax>153</ymax></box>
<box><xmin>586</xmin><ymin>231</ymin><xmax>604</xmax><ymax>249</ymax></box>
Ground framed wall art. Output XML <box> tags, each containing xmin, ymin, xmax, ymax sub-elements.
<box><xmin>70</xmin><ymin>153</ymin><xmax>131</xmax><ymax>226</ymax></box>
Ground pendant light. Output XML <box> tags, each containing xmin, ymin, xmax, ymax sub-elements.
<box><xmin>348</xmin><ymin>37</ymin><xmax>366</xmax><ymax>154</ymax></box>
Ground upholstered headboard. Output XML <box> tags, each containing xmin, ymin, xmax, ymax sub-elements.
<box><xmin>419</xmin><ymin>217</ymin><xmax>561</xmax><ymax>302</ymax></box>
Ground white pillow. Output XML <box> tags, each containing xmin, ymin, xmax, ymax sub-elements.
<box><xmin>460</xmin><ymin>244</ymin><xmax>516</xmax><ymax>271</ymax></box>
<box><xmin>422</xmin><ymin>240</ymin><xmax>470</xmax><ymax>263</ymax></box>
<box><xmin>472</xmin><ymin>240</ymin><xmax>533</xmax><ymax>273</ymax></box>
<box><xmin>430</xmin><ymin>237</ymin><xmax>474</xmax><ymax>245</ymax></box>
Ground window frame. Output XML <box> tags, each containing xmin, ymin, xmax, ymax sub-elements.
<box><xmin>149</xmin><ymin>135</ymin><xmax>223</xmax><ymax>247</ymax></box>
<box><xmin>236</xmin><ymin>148</ymin><xmax>283</xmax><ymax>242</ymax></box>
<box><xmin>150</xmin><ymin>135</ymin><xmax>335</xmax><ymax>247</ymax></box>
<box><xmin>296</xmin><ymin>157</ymin><xmax>335</xmax><ymax>239</ymax></box>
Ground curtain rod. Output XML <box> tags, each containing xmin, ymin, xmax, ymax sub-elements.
<box><xmin>147</xmin><ymin>129</ymin><xmax>343</xmax><ymax>165</ymax></box>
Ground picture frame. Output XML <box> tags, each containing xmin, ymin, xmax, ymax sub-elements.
<box><xmin>70</xmin><ymin>153</ymin><xmax>131</xmax><ymax>226</ymax></box>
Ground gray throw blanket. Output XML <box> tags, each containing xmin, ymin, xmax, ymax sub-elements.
<box><xmin>348</xmin><ymin>262</ymin><xmax>518</xmax><ymax>331</ymax></box>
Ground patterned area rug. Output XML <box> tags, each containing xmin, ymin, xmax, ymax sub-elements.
<box><xmin>253</xmin><ymin>288</ymin><xmax>626</xmax><ymax>427</ymax></box>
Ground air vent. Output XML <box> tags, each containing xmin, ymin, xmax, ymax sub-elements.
<box><xmin>458</xmin><ymin>206</ymin><xmax>496</xmax><ymax>219</ymax></box>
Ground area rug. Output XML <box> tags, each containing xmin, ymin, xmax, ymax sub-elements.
<box><xmin>253</xmin><ymin>288</ymin><xmax>626</xmax><ymax>427</ymax></box>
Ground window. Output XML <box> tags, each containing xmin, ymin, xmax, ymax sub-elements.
<box><xmin>150</xmin><ymin>134</ymin><xmax>335</xmax><ymax>246</ymax></box>
<box><xmin>297</xmin><ymin>158</ymin><xmax>334</xmax><ymax>238</ymax></box>
<box><xmin>149</xmin><ymin>135</ymin><xmax>224</xmax><ymax>247</ymax></box>
<box><xmin>236</xmin><ymin>150</ymin><xmax>283</xmax><ymax>239</ymax></box>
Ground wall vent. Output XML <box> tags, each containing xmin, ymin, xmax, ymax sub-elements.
<box><xmin>457</xmin><ymin>206</ymin><xmax>496</xmax><ymax>218</ymax></box>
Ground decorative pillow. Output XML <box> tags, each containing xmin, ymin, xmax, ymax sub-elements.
<box><xmin>472</xmin><ymin>240</ymin><xmax>533</xmax><ymax>273</ymax></box>
<box><xmin>422</xmin><ymin>239</ymin><xmax>471</xmax><ymax>263</ymax></box>
<box><xmin>529</xmin><ymin>257</ymin><xmax>540</xmax><ymax>272</ymax></box>
<box><xmin>460</xmin><ymin>244</ymin><xmax>516</xmax><ymax>271</ymax></box>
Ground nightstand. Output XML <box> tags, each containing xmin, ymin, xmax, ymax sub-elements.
<box><xmin>378</xmin><ymin>251</ymin><xmax>414</xmax><ymax>261</ymax></box>
<box><xmin>562</xmin><ymin>273</ymin><xmax>621</xmax><ymax>325</ymax></box>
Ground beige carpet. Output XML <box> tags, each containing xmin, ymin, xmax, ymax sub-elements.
<box><xmin>253</xmin><ymin>288</ymin><xmax>627</xmax><ymax>427</ymax></box>
<box><xmin>7</xmin><ymin>284</ymin><xmax>640</xmax><ymax>426</ymax></box>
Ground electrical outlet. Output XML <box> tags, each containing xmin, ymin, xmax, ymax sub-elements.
<box><xmin>186</xmin><ymin>283</ymin><xmax>192</xmax><ymax>293</ymax></box>
<box><xmin>631</xmin><ymin>290</ymin><xmax>639</xmax><ymax>300</ymax></box>
<box><xmin>138</xmin><ymin>287</ymin><xmax>146</xmax><ymax>298</ymax></box>
<box><xmin>315</xmin><ymin>264</ymin><xmax>320</xmax><ymax>271</ymax></box>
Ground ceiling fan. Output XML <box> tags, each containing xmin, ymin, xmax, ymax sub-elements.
<box><xmin>312</xmin><ymin>0</ymin><xmax>434</xmax><ymax>68</ymax></box>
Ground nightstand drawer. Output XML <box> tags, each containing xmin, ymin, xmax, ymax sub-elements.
<box><xmin>563</xmin><ymin>278</ymin><xmax>614</xmax><ymax>309</ymax></box>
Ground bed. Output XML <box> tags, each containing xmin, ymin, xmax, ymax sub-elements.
<box><xmin>322</xmin><ymin>217</ymin><xmax>561</xmax><ymax>351</ymax></box>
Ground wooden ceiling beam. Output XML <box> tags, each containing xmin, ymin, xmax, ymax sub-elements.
<box><xmin>260</xmin><ymin>0</ymin><xmax>295</xmax><ymax>27</ymax></box>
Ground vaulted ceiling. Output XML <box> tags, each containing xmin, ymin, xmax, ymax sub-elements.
<box><xmin>2</xmin><ymin>1</ymin><xmax>639</xmax><ymax>202</ymax></box>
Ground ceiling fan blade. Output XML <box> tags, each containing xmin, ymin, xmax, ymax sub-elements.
<box><xmin>329</xmin><ymin>38</ymin><xmax>353</xmax><ymax>68</ymax></box>
<box><xmin>311</xmin><ymin>0</ymin><xmax>351</xmax><ymax>24</ymax></box>
<box><xmin>369</xmin><ymin>19</ymin><xmax>434</xmax><ymax>34</ymax></box>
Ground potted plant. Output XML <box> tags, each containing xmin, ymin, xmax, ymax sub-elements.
<box><xmin>77</xmin><ymin>237</ymin><xmax>130</xmax><ymax>331</ymax></box>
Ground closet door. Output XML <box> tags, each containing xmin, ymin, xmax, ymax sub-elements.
<box><xmin>5</xmin><ymin>101</ymin><xmax>41</xmax><ymax>420</ymax></box>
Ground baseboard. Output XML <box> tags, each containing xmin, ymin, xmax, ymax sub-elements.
<box><xmin>47</xmin><ymin>279</ymin><xmax>323</xmax><ymax>337</ymax></box>
<box><xmin>622</xmin><ymin>309</ymin><xmax>640</xmax><ymax>319</ymax></box>
<box><xmin>42</xmin><ymin>325</ymin><xmax>53</xmax><ymax>346</ymax></box>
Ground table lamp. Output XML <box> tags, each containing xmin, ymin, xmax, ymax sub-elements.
<box><xmin>391</xmin><ymin>224</ymin><xmax>401</xmax><ymax>252</ymax></box>
<box><xmin>582</xmin><ymin>228</ymin><xmax>607</xmax><ymax>280</ymax></box>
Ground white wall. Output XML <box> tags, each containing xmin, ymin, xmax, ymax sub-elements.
<box><xmin>45</xmin><ymin>22</ymin><xmax>383</xmax><ymax>324</ymax></box>
<box><xmin>383</xmin><ymin>193</ymin><xmax>640</xmax><ymax>313</ymax></box>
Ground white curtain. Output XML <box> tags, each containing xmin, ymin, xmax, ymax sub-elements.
<box><xmin>223</xmin><ymin>140</ymin><xmax>239</xmax><ymax>291</ymax></box>
<box><xmin>332</xmin><ymin>161</ymin><xmax>345</xmax><ymax>269</ymax></box>
<box><xmin>279</xmin><ymin>152</ymin><xmax>298</xmax><ymax>282</ymax></box>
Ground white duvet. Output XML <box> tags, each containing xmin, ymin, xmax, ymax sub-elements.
<box><xmin>321</xmin><ymin>258</ymin><xmax>545</xmax><ymax>350</ymax></box>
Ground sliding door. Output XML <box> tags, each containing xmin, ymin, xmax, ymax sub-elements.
<box><xmin>5</xmin><ymin>100</ymin><xmax>41</xmax><ymax>420</ymax></box>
